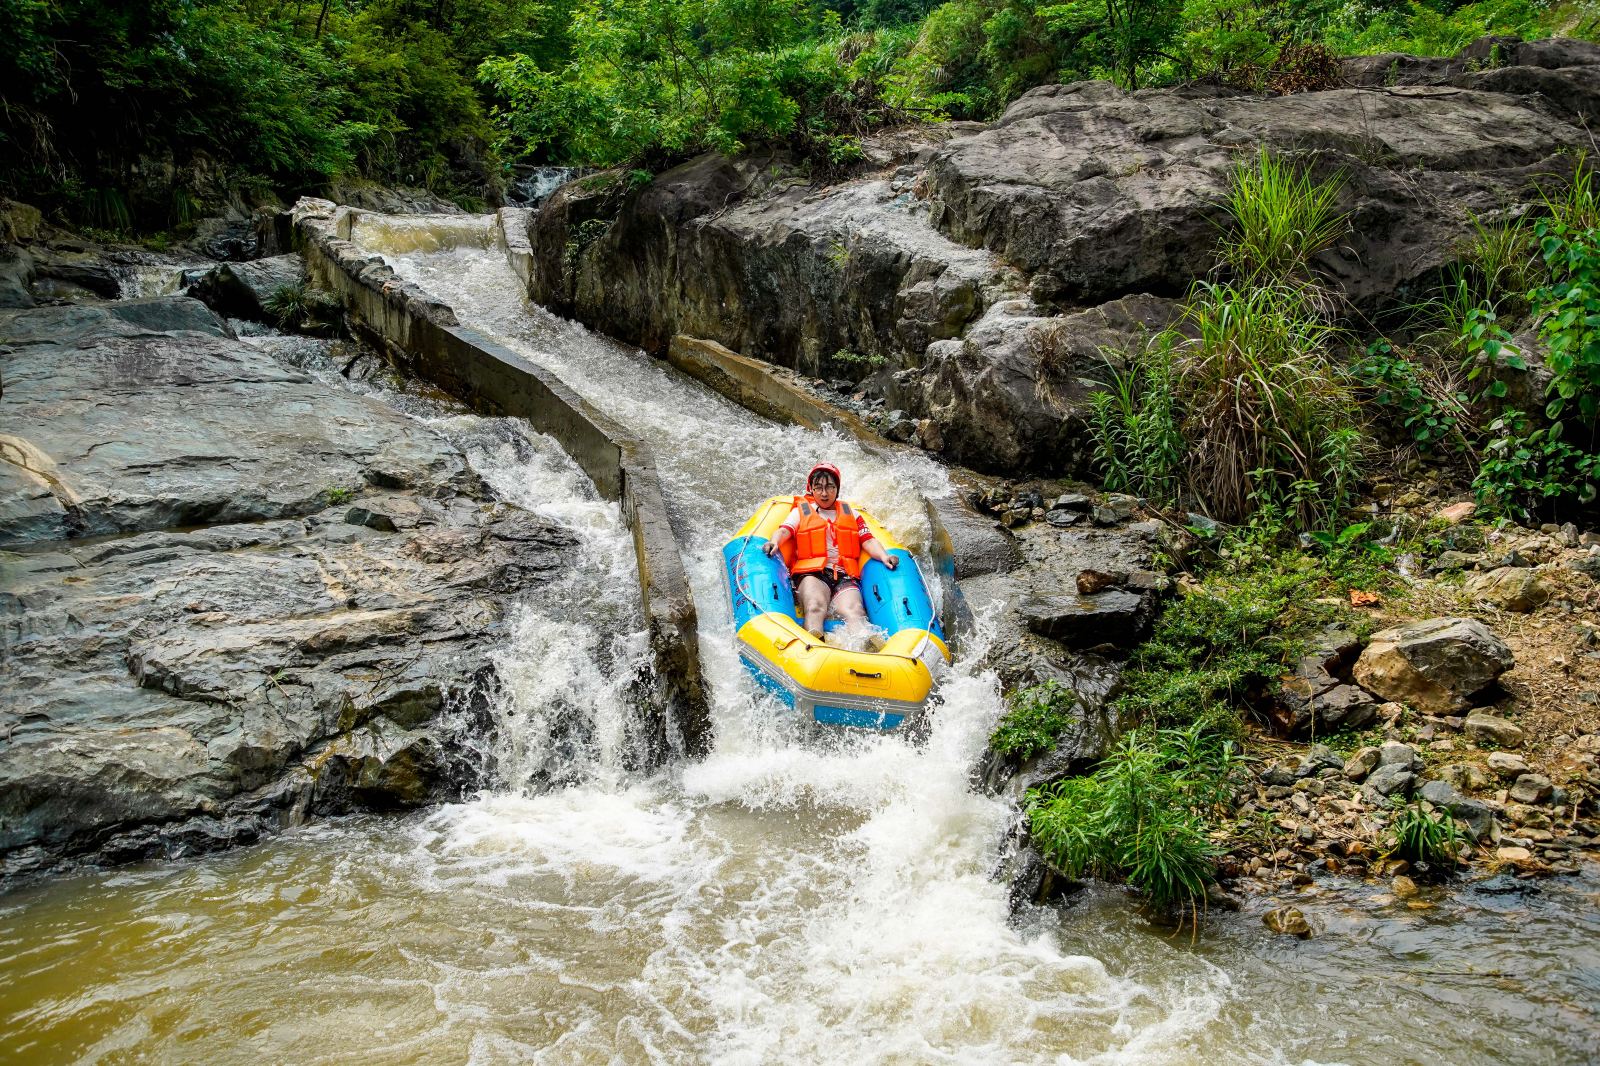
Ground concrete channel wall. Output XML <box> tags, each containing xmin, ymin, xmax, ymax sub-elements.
<box><xmin>291</xmin><ymin>198</ymin><xmax>709</xmax><ymax>758</ymax></box>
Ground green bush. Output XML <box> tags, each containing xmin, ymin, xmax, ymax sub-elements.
<box><xmin>1354</xmin><ymin>339</ymin><xmax>1472</xmax><ymax>454</ymax></box>
<box><xmin>1026</xmin><ymin>723</ymin><xmax>1236</xmax><ymax>917</ymax></box>
<box><xmin>991</xmin><ymin>680</ymin><xmax>1080</xmax><ymax>758</ymax></box>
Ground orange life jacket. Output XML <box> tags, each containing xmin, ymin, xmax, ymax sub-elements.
<box><xmin>788</xmin><ymin>497</ymin><xmax>865</xmax><ymax>578</ymax></box>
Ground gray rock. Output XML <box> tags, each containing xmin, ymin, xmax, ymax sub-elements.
<box><xmin>1465</xmin><ymin>709</ymin><xmax>1526</xmax><ymax>749</ymax></box>
<box><xmin>1438</xmin><ymin>762</ymin><xmax>1491</xmax><ymax>793</ymax></box>
<box><xmin>924</xmin><ymin>73</ymin><xmax>1589</xmax><ymax>314</ymax></box>
<box><xmin>1353</xmin><ymin>618</ymin><xmax>1514</xmax><ymax>714</ymax></box>
<box><xmin>191</xmin><ymin>254</ymin><xmax>308</xmax><ymax>322</ymax></box>
<box><xmin>1260</xmin><ymin>764</ymin><xmax>1296</xmax><ymax>787</ymax></box>
<box><xmin>0</xmin><ymin>298</ymin><xmax>477</xmax><ymax>546</ymax></box>
<box><xmin>1362</xmin><ymin>764</ymin><xmax>1418</xmax><ymax>800</ymax></box>
<box><xmin>1379</xmin><ymin>740</ymin><xmax>1420</xmax><ymax>770</ymax></box>
<box><xmin>1487</xmin><ymin>751</ymin><xmax>1529</xmax><ymax>779</ymax></box>
<box><xmin>1277</xmin><ymin>627</ymin><xmax>1370</xmax><ymax>736</ymax></box>
<box><xmin>906</xmin><ymin>295</ymin><xmax>1178</xmax><ymax>473</ymax></box>
<box><xmin>0</xmin><ymin>297</ymin><xmax>581</xmax><ymax>877</ymax></box>
<box><xmin>0</xmin><ymin>245</ymin><xmax>33</xmax><ymax>308</ymax></box>
<box><xmin>1044</xmin><ymin>508</ymin><xmax>1082</xmax><ymax>527</ymax></box>
<box><xmin>1508</xmin><ymin>773</ymin><xmax>1553</xmax><ymax>805</ymax></box>
<box><xmin>1464</xmin><ymin>567</ymin><xmax>1552</xmax><ymax>612</ymax></box>
<box><xmin>1052</xmin><ymin>493</ymin><xmax>1091</xmax><ymax>513</ymax></box>
<box><xmin>1018</xmin><ymin>588</ymin><xmax>1152</xmax><ymax>648</ymax></box>
<box><xmin>1418</xmin><ymin>779</ymin><xmax>1496</xmax><ymax>841</ymax></box>
<box><xmin>1429</xmin><ymin>550</ymin><xmax>1484</xmax><ymax>573</ymax></box>
<box><xmin>1343</xmin><ymin>746</ymin><xmax>1380</xmax><ymax>781</ymax></box>
<box><xmin>1297</xmin><ymin>744</ymin><xmax>1345</xmax><ymax>778</ymax></box>
<box><xmin>1565</xmin><ymin>552</ymin><xmax>1600</xmax><ymax>579</ymax></box>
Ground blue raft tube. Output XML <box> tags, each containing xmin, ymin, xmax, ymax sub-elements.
<box><xmin>721</xmin><ymin>495</ymin><xmax>951</xmax><ymax>731</ymax></box>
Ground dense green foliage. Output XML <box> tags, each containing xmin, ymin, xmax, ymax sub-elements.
<box><xmin>1027</xmin><ymin>723</ymin><xmax>1236</xmax><ymax>916</ymax></box>
<box><xmin>5</xmin><ymin>0</ymin><xmax>1593</xmax><ymax>229</ymax></box>
<box><xmin>0</xmin><ymin>0</ymin><xmax>563</xmax><ymax>225</ymax></box>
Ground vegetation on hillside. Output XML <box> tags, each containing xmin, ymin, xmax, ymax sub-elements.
<box><xmin>1024</xmin><ymin>145</ymin><xmax>1600</xmax><ymax>920</ymax></box>
<box><xmin>4</xmin><ymin>0</ymin><xmax>1596</xmax><ymax>230</ymax></box>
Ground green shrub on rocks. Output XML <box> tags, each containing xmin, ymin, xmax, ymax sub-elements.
<box><xmin>991</xmin><ymin>680</ymin><xmax>1079</xmax><ymax>758</ymax></box>
<box><xmin>1114</xmin><ymin>559</ymin><xmax>1303</xmax><ymax>730</ymax></box>
<box><xmin>1026</xmin><ymin>723</ymin><xmax>1237</xmax><ymax>918</ymax></box>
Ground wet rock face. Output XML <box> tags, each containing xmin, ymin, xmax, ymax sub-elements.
<box><xmin>0</xmin><ymin>296</ymin><xmax>574</xmax><ymax>878</ymax></box>
<box><xmin>528</xmin><ymin>145</ymin><xmax>1010</xmax><ymax>377</ymax></box>
<box><xmin>0</xmin><ymin>299</ymin><xmax>478</xmax><ymax>545</ymax></box>
<box><xmin>189</xmin><ymin>254</ymin><xmax>307</xmax><ymax>322</ymax></box>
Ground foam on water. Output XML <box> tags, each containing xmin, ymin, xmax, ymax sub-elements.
<box><xmin>358</xmin><ymin>227</ymin><xmax>1230</xmax><ymax>1061</ymax></box>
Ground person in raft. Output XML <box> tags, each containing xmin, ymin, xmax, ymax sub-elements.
<box><xmin>763</xmin><ymin>462</ymin><xmax>899</xmax><ymax>640</ymax></box>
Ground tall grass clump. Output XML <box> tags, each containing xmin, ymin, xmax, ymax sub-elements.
<box><xmin>1178</xmin><ymin>282</ymin><xmax>1361</xmax><ymax>524</ymax></box>
<box><xmin>1092</xmin><ymin>151</ymin><xmax>1362</xmax><ymax>525</ymax></box>
<box><xmin>1087</xmin><ymin>334</ymin><xmax>1185</xmax><ymax>505</ymax></box>
<box><xmin>1026</xmin><ymin>724</ymin><xmax>1238</xmax><ymax>920</ymax></box>
<box><xmin>1218</xmin><ymin>149</ymin><xmax>1348</xmax><ymax>294</ymax></box>
<box><xmin>1385</xmin><ymin>799</ymin><xmax>1463</xmax><ymax>872</ymax></box>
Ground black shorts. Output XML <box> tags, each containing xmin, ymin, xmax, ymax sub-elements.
<box><xmin>792</xmin><ymin>568</ymin><xmax>860</xmax><ymax>598</ymax></box>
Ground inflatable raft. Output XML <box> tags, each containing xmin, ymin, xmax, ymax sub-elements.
<box><xmin>722</xmin><ymin>495</ymin><xmax>950</xmax><ymax>731</ymax></box>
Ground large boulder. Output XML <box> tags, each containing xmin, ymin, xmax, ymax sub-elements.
<box><xmin>1352</xmin><ymin>617</ymin><xmax>1514</xmax><ymax>714</ymax></box>
<box><xmin>190</xmin><ymin>253</ymin><xmax>308</xmax><ymax>322</ymax></box>
<box><xmin>527</xmin><ymin>132</ymin><xmax>1007</xmax><ymax>376</ymax></box>
<box><xmin>892</xmin><ymin>293</ymin><xmax>1177</xmax><ymax>473</ymax></box>
<box><xmin>0</xmin><ymin>295</ymin><xmax>579</xmax><ymax>877</ymax></box>
<box><xmin>922</xmin><ymin>69</ymin><xmax>1589</xmax><ymax>312</ymax></box>
<box><xmin>0</xmin><ymin>298</ymin><xmax>475</xmax><ymax>545</ymax></box>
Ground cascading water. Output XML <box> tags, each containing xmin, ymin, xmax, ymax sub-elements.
<box><xmin>3</xmin><ymin>216</ymin><xmax>1597</xmax><ymax>1065</ymax></box>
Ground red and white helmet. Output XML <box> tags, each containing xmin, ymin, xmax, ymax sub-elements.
<box><xmin>807</xmin><ymin>462</ymin><xmax>842</xmax><ymax>490</ymax></box>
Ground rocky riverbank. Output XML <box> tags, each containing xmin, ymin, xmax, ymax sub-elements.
<box><xmin>961</xmin><ymin>478</ymin><xmax>1600</xmax><ymax>918</ymax></box>
<box><xmin>0</xmin><ymin>288</ymin><xmax>577</xmax><ymax>882</ymax></box>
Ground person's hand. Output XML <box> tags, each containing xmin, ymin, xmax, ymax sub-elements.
<box><xmin>885</xmin><ymin>554</ymin><xmax>900</xmax><ymax>570</ymax></box>
<box><xmin>763</xmin><ymin>539</ymin><xmax>781</xmax><ymax>557</ymax></box>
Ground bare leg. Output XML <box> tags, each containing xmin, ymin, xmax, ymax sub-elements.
<box><xmin>831</xmin><ymin>586</ymin><xmax>869</xmax><ymax>628</ymax></box>
<box><xmin>831</xmin><ymin>586</ymin><xmax>884</xmax><ymax>651</ymax></box>
<box><xmin>797</xmin><ymin>575</ymin><xmax>831</xmax><ymax>638</ymax></box>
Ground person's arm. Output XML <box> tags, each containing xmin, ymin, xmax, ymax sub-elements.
<box><xmin>763</xmin><ymin>507</ymin><xmax>801</xmax><ymax>556</ymax></box>
<box><xmin>859</xmin><ymin>517</ymin><xmax>899</xmax><ymax>569</ymax></box>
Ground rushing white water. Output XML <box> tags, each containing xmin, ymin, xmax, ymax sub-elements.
<box><xmin>330</xmin><ymin>213</ymin><xmax>1239</xmax><ymax>1061</ymax></box>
